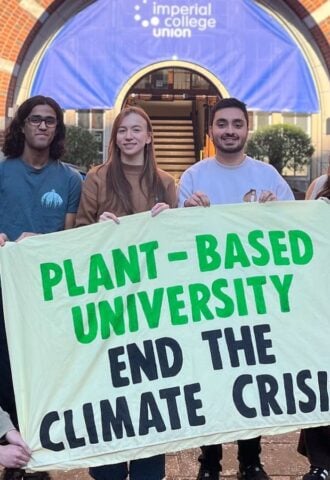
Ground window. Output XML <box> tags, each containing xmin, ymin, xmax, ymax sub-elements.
<box><xmin>281</xmin><ymin>113</ymin><xmax>311</xmax><ymax>177</ymax></box>
<box><xmin>76</xmin><ymin>110</ymin><xmax>104</xmax><ymax>161</ymax></box>
<box><xmin>247</xmin><ymin>112</ymin><xmax>254</xmax><ymax>132</ymax></box>
<box><xmin>282</xmin><ymin>113</ymin><xmax>310</xmax><ymax>134</ymax></box>
<box><xmin>256</xmin><ymin>112</ymin><xmax>271</xmax><ymax>129</ymax></box>
<box><xmin>247</xmin><ymin>112</ymin><xmax>271</xmax><ymax>132</ymax></box>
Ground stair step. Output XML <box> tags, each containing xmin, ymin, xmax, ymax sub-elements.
<box><xmin>155</xmin><ymin>145</ymin><xmax>194</xmax><ymax>150</ymax></box>
<box><xmin>155</xmin><ymin>139</ymin><xmax>195</xmax><ymax>145</ymax></box>
<box><xmin>157</xmin><ymin>157</ymin><xmax>196</xmax><ymax>164</ymax></box>
<box><xmin>156</xmin><ymin>152</ymin><xmax>195</xmax><ymax>158</ymax></box>
<box><xmin>157</xmin><ymin>163</ymin><xmax>195</xmax><ymax>171</ymax></box>
<box><xmin>154</xmin><ymin>129</ymin><xmax>193</xmax><ymax>134</ymax></box>
<box><xmin>152</xmin><ymin>119</ymin><xmax>191</xmax><ymax>125</ymax></box>
<box><xmin>151</xmin><ymin>116</ymin><xmax>196</xmax><ymax>179</ymax></box>
<box><xmin>153</xmin><ymin>123</ymin><xmax>193</xmax><ymax>128</ymax></box>
<box><xmin>154</xmin><ymin>132</ymin><xmax>194</xmax><ymax>138</ymax></box>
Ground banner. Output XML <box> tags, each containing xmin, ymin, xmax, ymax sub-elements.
<box><xmin>0</xmin><ymin>201</ymin><xmax>329</xmax><ymax>471</ymax></box>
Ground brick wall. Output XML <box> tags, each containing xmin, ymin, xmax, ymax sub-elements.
<box><xmin>315</xmin><ymin>17</ymin><xmax>330</xmax><ymax>66</ymax></box>
<box><xmin>284</xmin><ymin>0</ymin><xmax>330</xmax><ymax>69</ymax></box>
<box><xmin>0</xmin><ymin>0</ymin><xmax>65</xmax><ymax>118</ymax></box>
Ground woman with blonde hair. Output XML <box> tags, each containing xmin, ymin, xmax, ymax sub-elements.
<box><xmin>76</xmin><ymin>106</ymin><xmax>176</xmax><ymax>480</ymax></box>
<box><xmin>76</xmin><ymin>106</ymin><xmax>176</xmax><ymax>226</ymax></box>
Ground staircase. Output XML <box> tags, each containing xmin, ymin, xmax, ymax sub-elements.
<box><xmin>151</xmin><ymin>118</ymin><xmax>197</xmax><ymax>181</ymax></box>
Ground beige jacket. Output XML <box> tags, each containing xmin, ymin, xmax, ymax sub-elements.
<box><xmin>76</xmin><ymin>162</ymin><xmax>177</xmax><ymax>226</ymax></box>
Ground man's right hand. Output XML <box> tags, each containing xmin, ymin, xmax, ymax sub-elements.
<box><xmin>184</xmin><ymin>191</ymin><xmax>210</xmax><ymax>207</ymax></box>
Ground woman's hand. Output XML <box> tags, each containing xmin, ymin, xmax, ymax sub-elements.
<box><xmin>98</xmin><ymin>211</ymin><xmax>120</xmax><ymax>224</ymax></box>
<box><xmin>151</xmin><ymin>203</ymin><xmax>170</xmax><ymax>217</ymax></box>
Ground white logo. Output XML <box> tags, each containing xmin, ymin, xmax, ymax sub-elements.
<box><xmin>41</xmin><ymin>189</ymin><xmax>63</xmax><ymax>208</ymax></box>
<box><xmin>133</xmin><ymin>1</ymin><xmax>216</xmax><ymax>38</ymax></box>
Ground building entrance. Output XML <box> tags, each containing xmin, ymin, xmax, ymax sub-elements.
<box><xmin>124</xmin><ymin>67</ymin><xmax>220</xmax><ymax>181</ymax></box>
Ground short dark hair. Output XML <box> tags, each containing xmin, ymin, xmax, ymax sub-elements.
<box><xmin>210</xmin><ymin>97</ymin><xmax>249</xmax><ymax>127</ymax></box>
<box><xmin>2</xmin><ymin>95</ymin><xmax>66</xmax><ymax>159</ymax></box>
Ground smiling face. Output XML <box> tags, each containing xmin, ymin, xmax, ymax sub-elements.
<box><xmin>116</xmin><ymin>112</ymin><xmax>151</xmax><ymax>165</ymax></box>
<box><xmin>22</xmin><ymin>104</ymin><xmax>57</xmax><ymax>154</ymax></box>
<box><xmin>209</xmin><ymin>107</ymin><xmax>248</xmax><ymax>157</ymax></box>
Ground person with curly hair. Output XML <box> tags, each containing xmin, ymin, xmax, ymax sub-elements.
<box><xmin>0</xmin><ymin>95</ymin><xmax>82</xmax><ymax>480</ymax></box>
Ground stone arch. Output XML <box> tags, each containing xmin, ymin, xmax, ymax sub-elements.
<box><xmin>113</xmin><ymin>61</ymin><xmax>230</xmax><ymax>115</ymax></box>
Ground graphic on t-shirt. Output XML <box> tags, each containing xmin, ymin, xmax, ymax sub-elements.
<box><xmin>243</xmin><ymin>189</ymin><xmax>257</xmax><ymax>202</ymax></box>
<box><xmin>41</xmin><ymin>190</ymin><xmax>63</xmax><ymax>208</ymax></box>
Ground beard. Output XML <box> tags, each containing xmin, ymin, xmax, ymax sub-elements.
<box><xmin>213</xmin><ymin>135</ymin><xmax>247</xmax><ymax>154</ymax></box>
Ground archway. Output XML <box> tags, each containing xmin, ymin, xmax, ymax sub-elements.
<box><xmin>115</xmin><ymin>64</ymin><xmax>226</xmax><ymax>180</ymax></box>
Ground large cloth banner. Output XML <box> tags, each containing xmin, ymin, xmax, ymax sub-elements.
<box><xmin>0</xmin><ymin>201</ymin><xmax>329</xmax><ymax>471</ymax></box>
<box><xmin>32</xmin><ymin>0</ymin><xmax>318</xmax><ymax>112</ymax></box>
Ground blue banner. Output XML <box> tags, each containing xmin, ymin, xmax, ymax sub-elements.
<box><xmin>31</xmin><ymin>0</ymin><xmax>318</xmax><ymax>112</ymax></box>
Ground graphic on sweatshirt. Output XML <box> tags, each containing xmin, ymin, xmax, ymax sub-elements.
<box><xmin>243</xmin><ymin>189</ymin><xmax>257</xmax><ymax>202</ymax></box>
<box><xmin>41</xmin><ymin>189</ymin><xmax>63</xmax><ymax>208</ymax></box>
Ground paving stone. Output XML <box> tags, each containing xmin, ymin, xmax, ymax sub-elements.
<box><xmin>0</xmin><ymin>432</ymin><xmax>309</xmax><ymax>479</ymax></box>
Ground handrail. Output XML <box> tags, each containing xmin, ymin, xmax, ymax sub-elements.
<box><xmin>191</xmin><ymin>99</ymin><xmax>200</xmax><ymax>163</ymax></box>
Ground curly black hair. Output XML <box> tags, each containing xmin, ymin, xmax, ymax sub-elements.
<box><xmin>2</xmin><ymin>95</ymin><xmax>66</xmax><ymax>159</ymax></box>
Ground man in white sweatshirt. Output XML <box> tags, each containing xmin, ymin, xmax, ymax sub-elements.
<box><xmin>177</xmin><ymin>97</ymin><xmax>294</xmax><ymax>480</ymax></box>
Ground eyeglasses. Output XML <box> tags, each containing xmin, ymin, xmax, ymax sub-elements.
<box><xmin>26</xmin><ymin>115</ymin><xmax>57</xmax><ymax>128</ymax></box>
